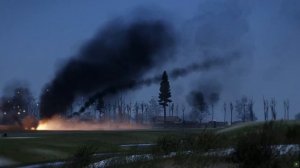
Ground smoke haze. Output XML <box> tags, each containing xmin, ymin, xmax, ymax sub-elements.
<box><xmin>2</xmin><ymin>0</ymin><xmax>300</xmax><ymax>120</ymax></box>
<box><xmin>39</xmin><ymin>18</ymin><xmax>175</xmax><ymax>119</ymax></box>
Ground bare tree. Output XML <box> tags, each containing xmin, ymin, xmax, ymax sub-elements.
<box><xmin>106</xmin><ymin>103</ymin><xmax>112</xmax><ymax>121</ymax></box>
<box><xmin>230</xmin><ymin>102</ymin><xmax>234</xmax><ymax>125</ymax></box>
<box><xmin>168</xmin><ymin>103</ymin><xmax>171</xmax><ymax>116</ymax></box>
<box><xmin>224</xmin><ymin>102</ymin><xmax>227</xmax><ymax>123</ymax></box>
<box><xmin>141</xmin><ymin>103</ymin><xmax>145</xmax><ymax>124</ymax></box>
<box><xmin>126</xmin><ymin>102</ymin><xmax>132</xmax><ymax>123</ymax></box>
<box><xmin>295</xmin><ymin>113</ymin><xmax>300</xmax><ymax>120</ymax></box>
<box><xmin>113</xmin><ymin>101</ymin><xmax>117</xmax><ymax>122</ymax></box>
<box><xmin>171</xmin><ymin>103</ymin><xmax>174</xmax><ymax>116</ymax></box>
<box><xmin>134</xmin><ymin>102</ymin><xmax>139</xmax><ymax>124</ymax></box>
<box><xmin>175</xmin><ymin>104</ymin><xmax>179</xmax><ymax>116</ymax></box>
<box><xmin>248</xmin><ymin>99</ymin><xmax>254</xmax><ymax>121</ymax></box>
<box><xmin>144</xmin><ymin>104</ymin><xmax>149</xmax><ymax>123</ymax></box>
<box><xmin>235</xmin><ymin>97</ymin><xmax>257</xmax><ymax>122</ymax></box>
<box><xmin>263</xmin><ymin>97</ymin><xmax>269</xmax><ymax>121</ymax></box>
<box><xmin>148</xmin><ymin>97</ymin><xmax>160</xmax><ymax>118</ymax></box>
<box><xmin>270</xmin><ymin>98</ymin><xmax>277</xmax><ymax>120</ymax></box>
<box><xmin>283</xmin><ymin>99</ymin><xmax>290</xmax><ymax>120</ymax></box>
<box><xmin>182</xmin><ymin>104</ymin><xmax>185</xmax><ymax>123</ymax></box>
<box><xmin>117</xmin><ymin>97</ymin><xmax>125</xmax><ymax>122</ymax></box>
<box><xmin>209</xmin><ymin>93</ymin><xmax>219</xmax><ymax>122</ymax></box>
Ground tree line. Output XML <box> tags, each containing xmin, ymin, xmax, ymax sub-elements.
<box><xmin>0</xmin><ymin>72</ymin><xmax>299</xmax><ymax>126</ymax></box>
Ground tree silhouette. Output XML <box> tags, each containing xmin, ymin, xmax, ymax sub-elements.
<box><xmin>235</xmin><ymin>97</ymin><xmax>257</xmax><ymax>122</ymax></box>
<box><xmin>263</xmin><ymin>97</ymin><xmax>269</xmax><ymax>121</ymax></box>
<box><xmin>270</xmin><ymin>98</ymin><xmax>277</xmax><ymax>120</ymax></box>
<box><xmin>230</xmin><ymin>102</ymin><xmax>234</xmax><ymax>125</ymax></box>
<box><xmin>283</xmin><ymin>99</ymin><xmax>289</xmax><ymax>120</ymax></box>
<box><xmin>209</xmin><ymin>92</ymin><xmax>219</xmax><ymax>121</ymax></box>
<box><xmin>158</xmin><ymin>71</ymin><xmax>172</xmax><ymax>124</ymax></box>
<box><xmin>295</xmin><ymin>113</ymin><xmax>300</xmax><ymax>120</ymax></box>
<box><xmin>224</xmin><ymin>102</ymin><xmax>227</xmax><ymax>123</ymax></box>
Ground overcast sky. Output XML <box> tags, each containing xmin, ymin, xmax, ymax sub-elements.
<box><xmin>1</xmin><ymin>0</ymin><xmax>300</xmax><ymax>120</ymax></box>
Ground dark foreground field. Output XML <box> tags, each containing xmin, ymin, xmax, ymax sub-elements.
<box><xmin>0</xmin><ymin>121</ymin><xmax>299</xmax><ymax>168</ymax></box>
<box><xmin>0</xmin><ymin>128</ymin><xmax>202</xmax><ymax>167</ymax></box>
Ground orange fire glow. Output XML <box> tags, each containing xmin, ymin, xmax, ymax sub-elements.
<box><xmin>36</xmin><ymin>116</ymin><xmax>148</xmax><ymax>131</ymax></box>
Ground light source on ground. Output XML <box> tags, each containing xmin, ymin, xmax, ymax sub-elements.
<box><xmin>36</xmin><ymin>116</ymin><xmax>148</xmax><ymax>131</ymax></box>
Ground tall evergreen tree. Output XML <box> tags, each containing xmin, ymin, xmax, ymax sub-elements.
<box><xmin>158</xmin><ymin>71</ymin><xmax>172</xmax><ymax>124</ymax></box>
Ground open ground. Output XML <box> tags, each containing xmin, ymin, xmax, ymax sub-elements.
<box><xmin>0</xmin><ymin>120</ymin><xmax>299</xmax><ymax>167</ymax></box>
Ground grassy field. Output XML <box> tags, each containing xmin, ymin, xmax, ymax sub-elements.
<box><xmin>117</xmin><ymin>121</ymin><xmax>300</xmax><ymax>168</ymax></box>
<box><xmin>0</xmin><ymin>121</ymin><xmax>299</xmax><ymax>167</ymax></box>
<box><xmin>0</xmin><ymin>128</ymin><xmax>203</xmax><ymax>166</ymax></box>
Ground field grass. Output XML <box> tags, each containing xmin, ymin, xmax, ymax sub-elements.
<box><xmin>218</xmin><ymin>120</ymin><xmax>300</xmax><ymax>145</ymax></box>
<box><xmin>218</xmin><ymin>120</ymin><xmax>300</xmax><ymax>135</ymax></box>
<box><xmin>116</xmin><ymin>121</ymin><xmax>300</xmax><ymax>168</ymax></box>
<box><xmin>0</xmin><ymin>128</ymin><xmax>203</xmax><ymax>166</ymax></box>
<box><xmin>0</xmin><ymin>120</ymin><xmax>299</xmax><ymax>167</ymax></box>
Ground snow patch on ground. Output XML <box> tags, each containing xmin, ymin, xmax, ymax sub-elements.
<box><xmin>92</xmin><ymin>144</ymin><xmax>300</xmax><ymax>167</ymax></box>
<box><xmin>119</xmin><ymin>143</ymin><xmax>155</xmax><ymax>149</ymax></box>
<box><xmin>20</xmin><ymin>161</ymin><xmax>65</xmax><ymax>168</ymax></box>
<box><xmin>0</xmin><ymin>156</ymin><xmax>18</xmax><ymax>167</ymax></box>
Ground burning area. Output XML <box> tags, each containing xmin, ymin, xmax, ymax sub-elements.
<box><xmin>36</xmin><ymin>116</ymin><xmax>148</xmax><ymax>131</ymax></box>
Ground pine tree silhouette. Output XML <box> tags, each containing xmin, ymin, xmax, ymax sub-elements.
<box><xmin>158</xmin><ymin>71</ymin><xmax>172</xmax><ymax>125</ymax></box>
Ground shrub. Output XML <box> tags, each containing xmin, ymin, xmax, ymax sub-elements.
<box><xmin>286</xmin><ymin>125</ymin><xmax>300</xmax><ymax>143</ymax></box>
<box><xmin>64</xmin><ymin>144</ymin><xmax>98</xmax><ymax>168</ymax></box>
<box><xmin>233</xmin><ymin>122</ymin><xmax>281</xmax><ymax>168</ymax></box>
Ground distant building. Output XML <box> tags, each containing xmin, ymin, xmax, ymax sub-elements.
<box><xmin>232</xmin><ymin>120</ymin><xmax>243</xmax><ymax>125</ymax></box>
<box><xmin>207</xmin><ymin>121</ymin><xmax>228</xmax><ymax>128</ymax></box>
<box><xmin>152</xmin><ymin>116</ymin><xmax>182</xmax><ymax>124</ymax></box>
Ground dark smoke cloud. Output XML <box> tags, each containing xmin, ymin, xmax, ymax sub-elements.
<box><xmin>200</xmin><ymin>81</ymin><xmax>222</xmax><ymax>105</ymax></box>
<box><xmin>186</xmin><ymin>80</ymin><xmax>221</xmax><ymax>122</ymax></box>
<box><xmin>40</xmin><ymin>4</ymin><xmax>244</xmax><ymax>119</ymax></box>
<box><xmin>79</xmin><ymin>56</ymin><xmax>237</xmax><ymax>113</ymax></box>
<box><xmin>40</xmin><ymin>18</ymin><xmax>175</xmax><ymax>119</ymax></box>
<box><xmin>183</xmin><ymin>0</ymin><xmax>251</xmax><ymax>109</ymax></box>
<box><xmin>187</xmin><ymin>80</ymin><xmax>222</xmax><ymax>106</ymax></box>
<box><xmin>169</xmin><ymin>54</ymin><xmax>239</xmax><ymax>79</ymax></box>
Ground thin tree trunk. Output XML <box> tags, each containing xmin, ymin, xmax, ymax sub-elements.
<box><xmin>230</xmin><ymin>109</ymin><xmax>232</xmax><ymax>125</ymax></box>
<box><xmin>164</xmin><ymin>106</ymin><xmax>166</xmax><ymax>127</ymax></box>
<box><xmin>243</xmin><ymin>104</ymin><xmax>246</xmax><ymax>122</ymax></box>
<box><xmin>211</xmin><ymin>104</ymin><xmax>214</xmax><ymax>121</ymax></box>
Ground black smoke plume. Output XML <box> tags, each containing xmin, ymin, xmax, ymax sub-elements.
<box><xmin>187</xmin><ymin>80</ymin><xmax>222</xmax><ymax>109</ymax></box>
<box><xmin>79</xmin><ymin>56</ymin><xmax>237</xmax><ymax>113</ymax></box>
<box><xmin>185</xmin><ymin>80</ymin><xmax>222</xmax><ymax>122</ymax></box>
<box><xmin>39</xmin><ymin>18</ymin><xmax>175</xmax><ymax>119</ymax></box>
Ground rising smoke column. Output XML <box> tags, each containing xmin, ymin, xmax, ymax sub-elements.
<box><xmin>183</xmin><ymin>0</ymin><xmax>252</xmax><ymax>111</ymax></box>
<box><xmin>186</xmin><ymin>80</ymin><xmax>222</xmax><ymax>122</ymax></box>
<box><xmin>40</xmin><ymin>18</ymin><xmax>175</xmax><ymax>119</ymax></box>
<box><xmin>79</xmin><ymin>56</ymin><xmax>238</xmax><ymax>113</ymax></box>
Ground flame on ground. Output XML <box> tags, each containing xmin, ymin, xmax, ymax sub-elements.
<box><xmin>36</xmin><ymin>116</ymin><xmax>149</xmax><ymax>131</ymax></box>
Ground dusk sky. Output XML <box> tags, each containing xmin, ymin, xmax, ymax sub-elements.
<box><xmin>1</xmin><ymin>0</ymin><xmax>300</xmax><ymax>120</ymax></box>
